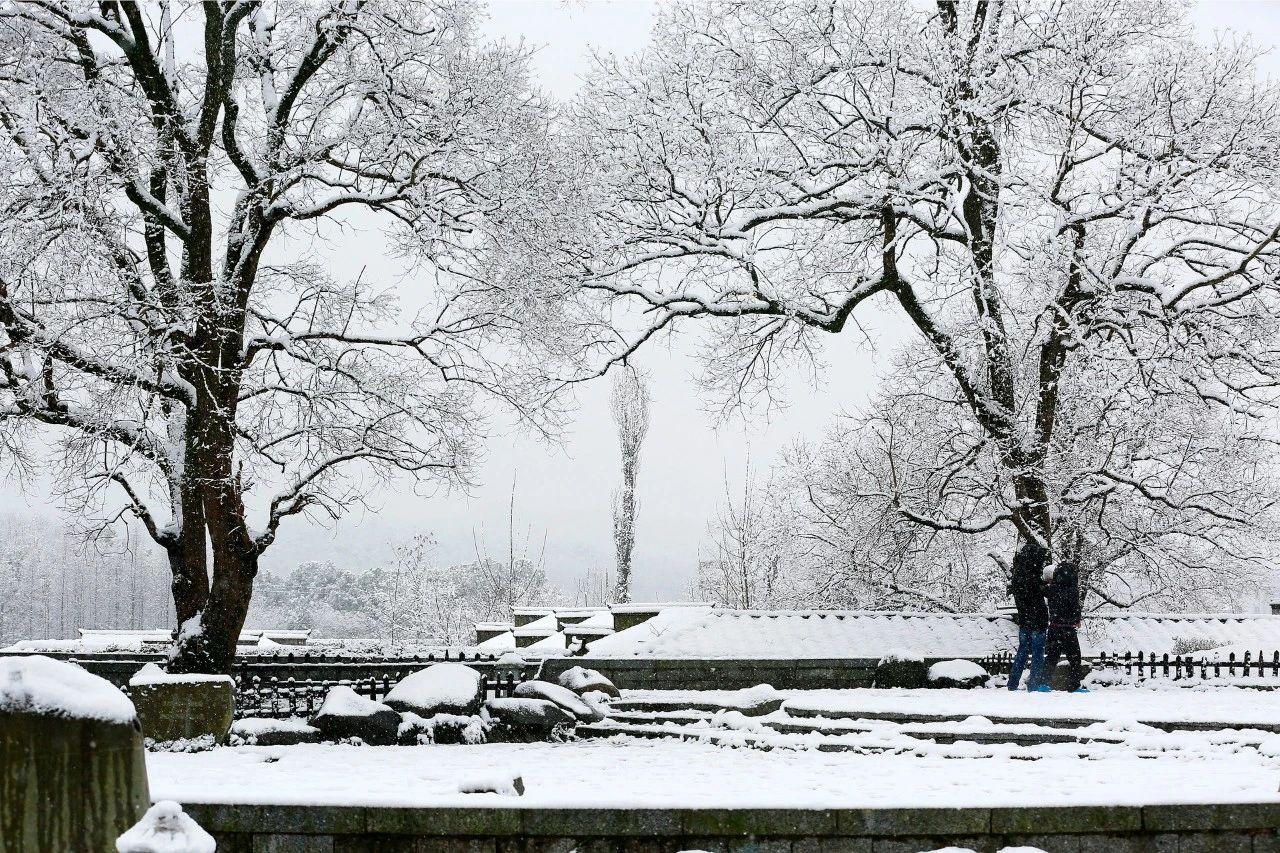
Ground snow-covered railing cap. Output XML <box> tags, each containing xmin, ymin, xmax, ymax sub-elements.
<box><xmin>474</xmin><ymin>622</ymin><xmax>515</xmax><ymax>631</ymax></box>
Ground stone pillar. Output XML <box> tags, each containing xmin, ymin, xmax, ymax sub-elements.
<box><xmin>1</xmin><ymin>660</ymin><xmax>150</xmax><ymax>853</ymax></box>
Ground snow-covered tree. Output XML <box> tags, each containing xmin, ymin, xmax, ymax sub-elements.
<box><xmin>0</xmin><ymin>1</ymin><xmax>565</xmax><ymax>672</ymax></box>
<box><xmin>569</xmin><ymin>0</ymin><xmax>1280</xmax><ymax>572</ymax></box>
<box><xmin>609</xmin><ymin>366</ymin><xmax>650</xmax><ymax>603</ymax></box>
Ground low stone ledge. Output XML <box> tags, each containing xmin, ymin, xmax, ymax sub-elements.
<box><xmin>678</xmin><ymin>808</ymin><xmax>839</xmax><ymax>837</ymax></box>
<box><xmin>990</xmin><ymin>804</ymin><xmax>1143</xmax><ymax>834</ymax></box>
<box><xmin>365</xmin><ymin>806</ymin><xmax>521</xmax><ymax>836</ymax></box>
<box><xmin>1142</xmin><ymin>801</ymin><xmax>1280</xmax><ymax>832</ymax></box>
<box><xmin>521</xmin><ymin>807</ymin><xmax>682</xmax><ymax>837</ymax></box>
<box><xmin>183</xmin><ymin>802</ymin><xmax>368</xmax><ymax>835</ymax></box>
<box><xmin>180</xmin><ymin>801</ymin><xmax>1280</xmax><ymax>844</ymax></box>
<box><xmin>835</xmin><ymin>806</ymin><xmax>990</xmax><ymax>837</ymax></box>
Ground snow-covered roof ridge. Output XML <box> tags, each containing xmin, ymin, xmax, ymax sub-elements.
<box><xmin>586</xmin><ymin>607</ymin><xmax>1280</xmax><ymax>660</ymax></box>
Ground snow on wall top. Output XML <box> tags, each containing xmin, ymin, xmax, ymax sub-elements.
<box><xmin>1</xmin><ymin>654</ymin><xmax>137</xmax><ymax>723</ymax></box>
<box><xmin>584</xmin><ymin>608</ymin><xmax>1280</xmax><ymax>659</ymax></box>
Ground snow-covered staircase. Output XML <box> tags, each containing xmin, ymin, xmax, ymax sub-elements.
<box><xmin>579</xmin><ymin>690</ymin><xmax>1280</xmax><ymax>754</ymax></box>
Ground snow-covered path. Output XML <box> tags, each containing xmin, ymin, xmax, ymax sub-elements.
<box><xmin>148</xmin><ymin>736</ymin><xmax>1280</xmax><ymax>809</ymax></box>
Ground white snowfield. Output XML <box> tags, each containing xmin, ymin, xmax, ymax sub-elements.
<box><xmin>141</xmin><ymin>683</ymin><xmax>1280</xmax><ymax>810</ymax></box>
<box><xmin>0</xmin><ymin>654</ymin><xmax>136</xmax><ymax>723</ymax></box>
<box><xmin>146</xmin><ymin>733</ymin><xmax>1280</xmax><ymax>809</ymax></box>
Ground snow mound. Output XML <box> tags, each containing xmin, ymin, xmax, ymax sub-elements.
<box><xmin>231</xmin><ymin>717</ymin><xmax>316</xmax><ymax>736</ymax></box>
<box><xmin>477</xmin><ymin>631</ymin><xmax>516</xmax><ymax>652</ymax></box>
<box><xmin>525</xmin><ymin>631</ymin><xmax>568</xmax><ymax>654</ymax></box>
<box><xmin>1</xmin><ymin>655</ymin><xmax>136</xmax><ymax>723</ymax></box>
<box><xmin>929</xmin><ymin>660</ymin><xmax>987</xmax><ymax>681</ymax></box>
<box><xmin>557</xmin><ymin>665</ymin><xmax>620</xmax><ymax>697</ymax></box>
<box><xmin>383</xmin><ymin>663</ymin><xmax>485</xmax><ymax>716</ymax></box>
<box><xmin>115</xmin><ymin>800</ymin><xmax>215</xmax><ymax>853</ymax></box>
<box><xmin>880</xmin><ymin>648</ymin><xmax>924</xmax><ymax>664</ymax></box>
<box><xmin>457</xmin><ymin>773</ymin><xmax>525</xmax><ymax>796</ymax></box>
<box><xmin>317</xmin><ymin>685</ymin><xmax>393</xmax><ymax>718</ymax></box>
<box><xmin>128</xmin><ymin>663</ymin><xmax>233</xmax><ymax>687</ymax></box>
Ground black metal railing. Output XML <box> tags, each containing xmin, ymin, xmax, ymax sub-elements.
<box><xmin>233</xmin><ymin>670</ymin><xmax>523</xmax><ymax>720</ymax></box>
<box><xmin>978</xmin><ymin>649</ymin><xmax>1280</xmax><ymax>682</ymax></box>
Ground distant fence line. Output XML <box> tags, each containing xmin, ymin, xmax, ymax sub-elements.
<box><xmin>979</xmin><ymin>649</ymin><xmax>1280</xmax><ymax>681</ymax></box>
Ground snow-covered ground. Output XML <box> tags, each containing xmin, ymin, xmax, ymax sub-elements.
<box><xmin>148</xmin><ymin>735</ymin><xmax>1280</xmax><ymax>809</ymax></box>
<box><xmin>147</xmin><ymin>685</ymin><xmax>1280</xmax><ymax>810</ymax></box>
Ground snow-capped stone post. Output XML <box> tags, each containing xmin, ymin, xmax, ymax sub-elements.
<box><xmin>1</xmin><ymin>656</ymin><xmax>150</xmax><ymax>852</ymax></box>
<box><xmin>127</xmin><ymin>663</ymin><xmax>235</xmax><ymax>745</ymax></box>
<box><xmin>116</xmin><ymin>801</ymin><xmax>215</xmax><ymax>853</ymax></box>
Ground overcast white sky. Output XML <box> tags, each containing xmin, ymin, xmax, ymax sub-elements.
<box><xmin>3</xmin><ymin>0</ymin><xmax>1280</xmax><ymax>601</ymax></box>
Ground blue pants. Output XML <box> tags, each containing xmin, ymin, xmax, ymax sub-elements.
<box><xmin>1008</xmin><ymin>627</ymin><xmax>1047</xmax><ymax>691</ymax></box>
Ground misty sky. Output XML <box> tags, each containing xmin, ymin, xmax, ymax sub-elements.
<box><xmin>3</xmin><ymin>0</ymin><xmax>1279</xmax><ymax>601</ymax></box>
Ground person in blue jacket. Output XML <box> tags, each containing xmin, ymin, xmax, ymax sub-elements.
<box><xmin>1007</xmin><ymin>539</ymin><xmax>1050</xmax><ymax>691</ymax></box>
<box><xmin>1044</xmin><ymin>559</ymin><xmax>1086</xmax><ymax>692</ymax></box>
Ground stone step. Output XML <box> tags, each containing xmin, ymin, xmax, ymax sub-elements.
<box><xmin>762</xmin><ymin>717</ymin><xmax>1119</xmax><ymax>747</ymax></box>
<box><xmin>781</xmin><ymin>704</ymin><xmax>1280</xmax><ymax>735</ymax></box>
<box><xmin>605</xmin><ymin>709</ymin><xmax>715</xmax><ymax>726</ymax></box>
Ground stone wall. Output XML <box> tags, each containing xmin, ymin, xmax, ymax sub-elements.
<box><xmin>182</xmin><ymin>801</ymin><xmax>1280</xmax><ymax>852</ymax></box>
<box><xmin>538</xmin><ymin>657</ymin><xmax>881</xmax><ymax>690</ymax></box>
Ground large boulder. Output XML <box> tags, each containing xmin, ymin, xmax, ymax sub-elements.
<box><xmin>484</xmin><ymin>698</ymin><xmax>573</xmax><ymax>741</ymax></box>
<box><xmin>927</xmin><ymin>659</ymin><xmax>989</xmax><ymax>689</ymax></box>
<box><xmin>310</xmin><ymin>686</ymin><xmax>401</xmax><ymax>745</ymax></box>
<box><xmin>127</xmin><ymin>664</ymin><xmax>235</xmax><ymax>745</ymax></box>
<box><xmin>556</xmin><ymin>665</ymin><xmax>620</xmax><ymax>698</ymax></box>
<box><xmin>872</xmin><ymin>650</ymin><xmax>928</xmax><ymax>689</ymax></box>
<box><xmin>513</xmin><ymin>680</ymin><xmax>603</xmax><ymax>722</ymax></box>
<box><xmin>2</xmin><ymin>655</ymin><xmax>150</xmax><ymax>853</ymax></box>
<box><xmin>383</xmin><ymin>663</ymin><xmax>485</xmax><ymax>717</ymax></box>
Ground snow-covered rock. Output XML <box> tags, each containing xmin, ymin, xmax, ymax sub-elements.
<box><xmin>115</xmin><ymin>801</ymin><xmax>215</xmax><ymax>853</ymax></box>
<box><xmin>927</xmin><ymin>659</ymin><xmax>989</xmax><ymax>689</ymax></box>
<box><xmin>485</xmin><ymin>697</ymin><xmax>574</xmax><ymax>726</ymax></box>
<box><xmin>873</xmin><ymin>650</ymin><xmax>928</xmax><ymax>689</ymax></box>
<box><xmin>495</xmin><ymin>651</ymin><xmax>528</xmax><ymax>671</ymax></box>
<box><xmin>556</xmin><ymin>665</ymin><xmax>620</xmax><ymax>697</ymax></box>
<box><xmin>430</xmin><ymin>713</ymin><xmax>490</xmax><ymax>744</ymax></box>
<box><xmin>311</xmin><ymin>686</ymin><xmax>401</xmax><ymax>745</ymax></box>
<box><xmin>513</xmin><ymin>680</ymin><xmax>603</xmax><ymax>721</ymax></box>
<box><xmin>483</xmin><ymin>697</ymin><xmax>574</xmax><ymax>740</ymax></box>
<box><xmin>1</xmin><ymin>654</ymin><xmax>136</xmax><ymax>723</ymax></box>
<box><xmin>383</xmin><ymin>663</ymin><xmax>485</xmax><ymax>717</ymax></box>
<box><xmin>231</xmin><ymin>717</ymin><xmax>321</xmax><ymax>746</ymax></box>
<box><xmin>457</xmin><ymin>773</ymin><xmax>525</xmax><ymax>796</ymax></box>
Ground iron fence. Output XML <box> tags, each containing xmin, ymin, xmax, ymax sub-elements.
<box><xmin>978</xmin><ymin>649</ymin><xmax>1280</xmax><ymax>682</ymax></box>
<box><xmin>233</xmin><ymin>670</ymin><xmax>523</xmax><ymax>720</ymax></box>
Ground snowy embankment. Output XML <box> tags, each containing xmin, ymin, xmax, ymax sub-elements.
<box><xmin>146</xmin><ymin>735</ymin><xmax>1280</xmax><ymax>809</ymax></box>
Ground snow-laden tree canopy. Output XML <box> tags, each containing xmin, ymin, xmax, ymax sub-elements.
<box><xmin>565</xmin><ymin>0</ymin><xmax>1280</xmax><ymax>575</ymax></box>
<box><xmin>0</xmin><ymin>0</ymin><xmax>576</xmax><ymax>671</ymax></box>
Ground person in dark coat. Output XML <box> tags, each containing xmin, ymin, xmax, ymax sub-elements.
<box><xmin>1007</xmin><ymin>539</ymin><xmax>1050</xmax><ymax>691</ymax></box>
<box><xmin>1044</xmin><ymin>559</ymin><xmax>1085</xmax><ymax>692</ymax></box>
